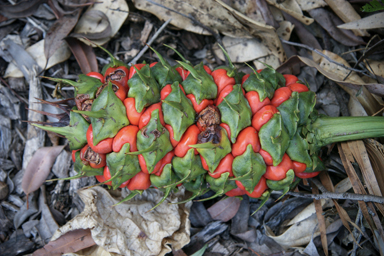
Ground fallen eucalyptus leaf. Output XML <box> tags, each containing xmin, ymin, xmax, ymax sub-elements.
<box><xmin>276</xmin><ymin>21</ymin><xmax>294</xmax><ymax>41</ymax></box>
<box><xmin>51</xmin><ymin>186</ymin><xmax>191</xmax><ymax>256</ymax></box>
<box><xmin>22</xmin><ymin>145</ymin><xmax>65</xmax><ymax>197</ymax></box>
<box><xmin>5</xmin><ymin>40</ymin><xmax>71</xmax><ymax>78</ymax></box>
<box><xmin>265</xmin><ymin>0</ymin><xmax>314</xmax><ymax>25</ymax></box>
<box><xmin>207</xmin><ymin>197</ymin><xmax>241</xmax><ymax>222</ymax></box>
<box><xmin>133</xmin><ymin>0</ymin><xmax>251</xmax><ymax>38</ymax></box>
<box><xmin>45</xmin><ymin>10</ymin><xmax>81</xmax><ymax>63</ymax></box>
<box><xmin>296</xmin><ymin>0</ymin><xmax>327</xmax><ymax>11</ymax></box>
<box><xmin>337</xmin><ymin>12</ymin><xmax>384</xmax><ymax>30</ymax></box>
<box><xmin>0</xmin><ymin>0</ymin><xmax>45</xmax><ymax>18</ymax></box>
<box><xmin>213</xmin><ymin>37</ymin><xmax>269</xmax><ymax>63</ymax></box>
<box><xmin>65</xmin><ymin>37</ymin><xmax>98</xmax><ymax>75</ymax></box>
<box><xmin>75</xmin><ymin>0</ymin><xmax>129</xmax><ymax>46</ymax></box>
<box><xmin>33</xmin><ymin>229</ymin><xmax>96</xmax><ymax>256</ymax></box>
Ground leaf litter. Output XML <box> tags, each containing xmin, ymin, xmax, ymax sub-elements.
<box><xmin>1</xmin><ymin>0</ymin><xmax>384</xmax><ymax>255</ymax></box>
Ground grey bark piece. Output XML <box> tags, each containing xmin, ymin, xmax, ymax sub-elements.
<box><xmin>37</xmin><ymin>185</ymin><xmax>59</xmax><ymax>243</ymax></box>
<box><xmin>189</xmin><ymin>201</ymin><xmax>213</xmax><ymax>227</ymax></box>
<box><xmin>52</xmin><ymin>150</ymin><xmax>71</xmax><ymax>178</ymax></box>
<box><xmin>231</xmin><ymin>195</ymin><xmax>250</xmax><ymax>235</ymax></box>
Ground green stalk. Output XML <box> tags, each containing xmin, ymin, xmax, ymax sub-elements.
<box><xmin>308</xmin><ymin>116</ymin><xmax>384</xmax><ymax>147</ymax></box>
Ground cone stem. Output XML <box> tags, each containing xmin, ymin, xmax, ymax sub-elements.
<box><xmin>310</xmin><ymin>116</ymin><xmax>384</xmax><ymax>147</ymax></box>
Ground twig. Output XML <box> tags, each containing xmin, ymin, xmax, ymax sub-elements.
<box><xmin>128</xmin><ymin>19</ymin><xmax>172</xmax><ymax>65</ymax></box>
<box><xmin>280</xmin><ymin>39</ymin><xmax>376</xmax><ymax>80</ymax></box>
<box><xmin>271</xmin><ymin>190</ymin><xmax>384</xmax><ymax>204</ymax></box>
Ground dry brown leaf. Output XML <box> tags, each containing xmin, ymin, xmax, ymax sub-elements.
<box><xmin>51</xmin><ymin>187</ymin><xmax>191</xmax><ymax>256</ymax></box>
<box><xmin>68</xmin><ymin>245</ymin><xmax>119</xmax><ymax>256</ymax></box>
<box><xmin>323</xmin><ymin>0</ymin><xmax>368</xmax><ymax>36</ymax></box>
<box><xmin>5</xmin><ymin>40</ymin><xmax>71</xmax><ymax>78</ymax></box>
<box><xmin>22</xmin><ymin>145</ymin><xmax>65</xmax><ymax>197</ymax></box>
<box><xmin>365</xmin><ymin>59</ymin><xmax>384</xmax><ymax>78</ymax></box>
<box><xmin>65</xmin><ymin>38</ymin><xmax>98</xmax><ymax>75</ymax></box>
<box><xmin>0</xmin><ymin>0</ymin><xmax>45</xmax><ymax>18</ymax></box>
<box><xmin>254</xmin><ymin>54</ymin><xmax>281</xmax><ymax>69</ymax></box>
<box><xmin>33</xmin><ymin>229</ymin><xmax>96</xmax><ymax>256</ymax></box>
<box><xmin>207</xmin><ymin>197</ymin><xmax>241</xmax><ymax>222</ymax></box>
<box><xmin>348</xmin><ymin>97</ymin><xmax>368</xmax><ymax>117</ymax></box>
<box><xmin>312</xmin><ymin>184</ymin><xmax>328</xmax><ymax>256</ymax></box>
<box><xmin>75</xmin><ymin>0</ymin><xmax>129</xmax><ymax>46</ymax></box>
<box><xmin>365</xmin><ymin>139</ymin><xmax>384</xmax><ymax>195</ymax></box>
<box><xmin>277</xmin><ymin>55</ymin><xmax>384</xmax><ymax>97</ymax></box>
<box><xmin>296</xmin><ymin>0</ymin><xmax>327</xmax><ymax>11</ymax></box>
<box><xmin>133</xmin><ymin>0</ymin><xmax>251</xmax><ymax>38</ymax></box>
<box><xmin>338</xmin><ymin>13</ymin><xmax>384</xmax><ymax>30</ymax></box>
<box><xmin>229</xmin><ymin>0</ymin><xmax>267</xmax><ymax>25</ymax></box>
<box><xmin>71</xmin><ymin>10</ymin><xmax>112</xmax><ymax>40</ymax></box>
<box><xmin>265</xmin><ymin>0</ymin><xmax>314</xmax><ymax>25</ymax></box>
<box><xmin>276</xmin><ymin>21</ymin><xmax>294</xmax><ymax>41</ymax></box>
<box><xmin>213</xmin><ymin>37</ymin><xmax>269</xmax><ymax>63</ymax></box>
<box><xmin>45</xmin><ymin>10</ymin><xmax>81</xmax><ymax>63</ymax></box>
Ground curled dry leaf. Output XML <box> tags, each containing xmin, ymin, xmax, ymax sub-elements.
<box><xmin>207</xmin><ymin>197</ymin><xmax>241</xmax><ymax>222</ymax></box>
<box><xmin>51</xmin><ymin>186</ymin><xmax>191</xmax><ymax>256</ymax></box>
<box><xmin>133</xmin><ymin>0</ymin><xmax>252</xmax><ymax>38</ymax></box>
<box><xmin>265</xmin><ymin>214</ymin><xmax>332</xmax><ymax>249</ymax></box>
<box><xmin>213</xmin><ymin>37</ymin><xmax>269</xmax><ymax>63</ymax></box>
<box><xmin>337</xmin><ymin>13</ymin><xmax>384</xmax><ymax>30</ymax></box>
<box><xmin>5</xmin><ymin>40</ymin><xmax>71</xmax><ymax>78</ymax></box>
<box><xmin>228</xmin><ymin>0</ymin><xmax>268</xmax><ymax>26</ymax></box>
<box><xmin>74</xmin><ymin>0</ymin><xmax>129</xmax><ymax>46</ymax></box>
<box><xmin>323</xmin><ymin>0</ymin><xmax>369</xmax><ymax>36</ymax></box>
<box><xmin>22</xmin><ymin>145</ymin><xmax>65</xmax><ymax>197</ymax></box>
<box><xmin>277</xmin><ymin>55</ymin><xmax>384</xmax><ymax>97</ymax></box>
<box><xmin>265</xmin><ymin>0</ymin><xmax>314</xmax><ymax>25</ymax></box>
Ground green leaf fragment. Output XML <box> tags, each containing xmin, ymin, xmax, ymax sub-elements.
<box><xmin>218</xmin><ymin>84</ymin><xmax>252</xmax><ymax>143</ymax></box>
<box><xmin>162</xmin><ymin>82</ymin><xmax>196</xmax><ymax>141</ymax></box>
<box><xmin>259</xmin><ymin>113</ymin><xmax>290</xmax><ymax>166</ymax></box>
<box><xmin>277</xmin><ymin>91</ymin><xmax>300</xmax><ymax>139</ymax></box>
<box><xmin>242</xmin><ymin>72</ymin><xmax>275</xmax><ymax>101</ymax></box>
<box><xmin>106</xmin><ymin>143</ymin><xmax>141</xmax><ymax>189</ymax></box>
<box><xmin>172</xmin><ymin>148</ymin><xmax>206</xmax><ymax>182</ymax></box>
<box><xmin>128</xmin><ymin>64</ymin><xmax>161</xmax><ymax>113</ymax></box>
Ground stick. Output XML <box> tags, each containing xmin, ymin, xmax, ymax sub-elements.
<box><xmin>128</xmin><ymin>19</ymin><xmax>172</xmax><ymax>65</ymax></box>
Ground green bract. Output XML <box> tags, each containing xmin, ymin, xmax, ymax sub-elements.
<box><xmin>180</xmin><ymin>62</ymin><xmax>217</xmax><ymax>104</ymax></box>
<box><xmin>106</xmin><ymin>143</ymin><xmax>141</xmax><ymax>189</ymax></box>
<box><xmin>259</xmin><ymin>113</ymin><xmax>290</xmax><ymax>166</ymax></box>
<box><xmin>150</xmin><ymin>47</ymin><xmax>183</xmax><ymax>88</ymax></box>
<box><xmin>218</xmin><ymin>84</ymin><xmax>252</xmax><ymax>143</ymax></box>
<box><xmin>75</xmin><ymin>83</ymin><xmax>129</xmax><ymax>145</ymax></box>
<box><xmin>232</xmin><ymin>144</ymin><xmax>266</xmax><ymax>193</ymax></box>
<box><xmin>277</xmin><ymin>91</ymin><xmax>300</xmax><ymax>139</ymax></box>
<box><xmin>128</xmin><ymin>65</ymin><xmax>161</xmax><ymax>113</ymax></box>
<box><xmin>32</xmin><ymin>107</ymin><xmax>89</xmax><ymax>150</ymax></box>
<box><xmin>172</xmin><ymin>149</ymin><xmax>206</xmax><ymax>182</ymax></box>
<box><xmin>133</xmin><ymin>109</ymin><xmax>173</xmax><ymax>174</ymax></box>
<box><xmin>162</xmin><ymin>82</ymin><xmax>196</xmax><ymax>141</ymax></box>
<box><xmin>242</xmin><ymin>72</ymin><xmax>275</xmax><ymax>101</ymax></box>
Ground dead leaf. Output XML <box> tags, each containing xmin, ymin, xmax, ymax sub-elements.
<box><xmin>21</xmin><ymin>145</ymin><xmax>65</xmax><ymax>197</ymax></box>
<box><xmin>0</xmin><ymin>0</ymin><xmax>46</xmax><ymax>18</ymax></box>
<box><xmin>33</xmin><ymin>229</ymin><xmax>96</xmax><ymax>256</ymax></box>
<box><xmin>213</xmin><ymin>37</ymin><xmax>269</xmax><ymax>62</ymax></box>
<box><xmin>51</xmin><ymin>187</ymin><xmax>191</xmax><ymax>256</ymax></box>
<box><xmin>365</xmin><ymin>139</ymin><xmax>384</xmax><ymax>195</ymax></box>
<box><xmin>366</xmin><ymin>59</ymin><xmax>384</xmax><ymax>79</ymax></box>
<box><xmin>277</xmin><ymin>56</ymin><xmax>384</xmax><ymax>97</ymax></box>
<box><xmin>349</xmin><ymin>96</ymin><xmax>368</xmax><ymax>116</ymax></box>
<box><xmin>296</xmin><ymin>0</ymin><xmax>327</xmax><ymax>10</ymax></box>
<box><xmin>133</xmin><ymin>0</ymin><xmax>252</xmax><ymax>38</ymax></box>
<box><xmin>266</xmin><ymin>214</ymin><xmax>331</xmax><ymax>248</ymax></box>
<box><xmin>276</xmin><ymin>21</ymin><xmax>294</xmax><ymax>41</ymax></box>
<box><xmin>68</xmin><ymin>245</ymin><xmax>117</xmax><ymax>256</ymax></box>
<box><xmin>75</xmin><ymin>0</ymin><xmax>129</xmax><ymax>46</ymax></box>
<box><xmin>312</xmin><ymin>183</ymin><xmax>328</xmax><ymax>256</ymax></box>
<box><xmin>45</xmin><ymin>10</ymin><xmax>81</xmax><ymax>63</ymax></box>
<box><xmin>228</xmin><ymin>0</ymin><xmax>268</xmax><ymax>25</ymax></box>
<box><xmin>265</xmin><ymin>0</ymin><xmax>314</xmax><ymax>25</ymax></box>
<box><xmin>65</xmin><ymin>37</ymin><xmax>98</xmax><ymax>74</ymax></box>
<box><xmin>71</xmin><ymin>10</ymin><xmax>112</xmax><ymax>40</ymax></box>
<box><xmin>5</xmin><ymin>39</ymin><xmax>71</xmax><ymax>78</ymax></box>
<box><xmin>207</xmin><ymin>197</ymin><xmax>241</xmax><ymax>222</ymax></box>
<box><xmin>337</xmin><ymin>13</ymin><xmax>384</xmax><ymax>30</ymax></box>
<box><xmin>308</xmin><ymin>8</ymin><xmax>365</xmax><ymax>46</ymax></box>
<box><xmin>323</xmin><ymin>0</ymin><xmax>369</xmax><ymax>36</ymax></box>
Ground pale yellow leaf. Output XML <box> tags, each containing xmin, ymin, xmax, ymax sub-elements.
<box><xmin>323</xmin><ymin>0</ymin><xmax>368</xmax><ymax>36</ymax></box>
<box><xmin>296</xmin><ymin>0</ymin><xmax>327</xmax><ymax>11</ymax></box>
<box><xmin>337</xmin><ymin>13</ymin><xmax>384</xmax><ymax>30</ymax></box>
<box><xmin>276</xmin><ymin>21</ymin><xmax>294</xmax><ymax>41</ymax></box>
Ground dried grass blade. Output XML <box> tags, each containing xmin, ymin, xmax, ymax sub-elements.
<box><xmin>312</xmin><ymin>183</ymin><xmax>328</xmax><ymax>256</ymax></box>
